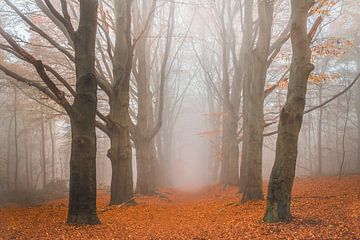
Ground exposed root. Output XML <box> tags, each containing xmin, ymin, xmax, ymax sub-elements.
<box><xmin>100</xmin><ymin>197</ymin><xmax>137</xmax><ymax>213</ymax></box>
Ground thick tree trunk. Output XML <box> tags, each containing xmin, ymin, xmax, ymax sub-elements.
<box><xmin>241</xmin><ymin>0</ymin><xmax>273</xmax><ymax>202</ymax></box>
<box><xmin>67</xmin><ymin>0</ymin><xmax>100</xmax><ymax>225</ymax></box>
<box><xmin>135</xmin><ymin>138</ymin><xmax>156</xmax><ymax>194</ymax></box>
<box><xmin>108</xmin><ymin>97</ymin><xmax>133</xmax><ymax>205</ymax></box>
<box><xmin>264</xmin><ymin>0</ymin><xmax>315</xmax><ymax>223</ymax></box>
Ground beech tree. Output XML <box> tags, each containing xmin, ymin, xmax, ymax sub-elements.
<box><xmin>0</xmin><ymin>0</ymin><xmax>100</xmax><ymax>224</ymax></box>
<box><xmin>241</xmin><ymin>0</ymin><xmax>274</xmax><ymax>202</ymax></box>
<box><xmin>264</xmin><ymin>0</ymin><xmax>315</xmax><ymax>223</ymax></box>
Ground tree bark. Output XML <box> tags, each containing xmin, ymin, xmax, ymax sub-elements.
<box><xmin>13</xmin><ymin>87</ymin><xmax>19</xmax><ymax>192</ymax></box>
<box><xmin>6</xmin><ymin>117</ymin><xmax>13</xmax><ymax>192</ymax></box>
<box><xmin>24</xmin><ymin>128</ymin><xmax>30</xmax><ymax>191</ymax></box>
<box><xmin>239</xmin><ymin>0</ymin><xmax>254</xmax><ymax>192</ymax></box>
<box><xmin>108</xmin><ymin>96</ymin><xmax>133</xmax><ymax>205</ymax></box>
<box><xmin>356</xmin><ymin>81</ymin><xmax>360</xmax><ymax>171</ymax></box>
<box><xmin>67</xmin><ymin>0</ymin><xmax>100</xmax><ymax>225</ymax></box>
<box><xmin>241</xmin><ymin>0</ymin><xmax>274</xmax><ymax>202</ymax></box>
<box><xmin>40</xmin><ymin>106</ymin><xmax>46</xmax><ymax>188</ymax></box>
<box><xmin>219</xmin><ymin>1</ymin><xmax>234</xmax><ymax>185</ymax></box>
<box><xmin>317</xmin><ymin>83</ymin><xmax>323</xmax><ymax>175</ymax></box>
<box><xmin>49</xmin><ymin>119</ymin><xmax>55</xmax><ymax>181</ymax></box>
<box><xmin>264</xmin><ymin>0</ymin><xmax>315</xmax><ymax>223</ymax></box>
<box><xmin>108</xmin><ymin>0</ymin><xmax>134</xmax><ymax>205</ymax></box>
<box><xmin>135</xmin><ymin>138</ymin><xmax>156</xmax><ymax>194</ymax></box>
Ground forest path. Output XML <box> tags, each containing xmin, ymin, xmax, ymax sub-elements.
<box><xmin>0</xmin><ymin>175</ymin><xmax>359</xmax><ymax>239</ymax></box>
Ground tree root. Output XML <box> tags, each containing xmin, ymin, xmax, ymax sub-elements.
<box><xmin>100</xmin><ymin>197</ymin><xmax>137</xmax><ymax>213</ymax></box>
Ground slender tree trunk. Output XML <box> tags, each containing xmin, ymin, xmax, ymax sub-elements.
<box><xmin>317</xmin><ymin>83</ymin><xmax>323</xmax><ymax>175</ymax></box>
<box><xmin>335</xmin><ymin>99</ymin><xmax>341</xmax><ymax>168</ymax></box>
<box><xmin>25</xmin><ymin>129</ymin><xmax>30</xmax><ymax>191</ymax></box>
<box><xmin>13</xmin><ymin>87</ymin><xmax>19</xmax><ymax>192</ymax></box>
<box><xmin>49</xmin><ymin>119</ymin><xmax>55</xmax><ymax>181</ymax></box>
<box><xmin>356</xmin><ymin>82</ymin><xmax>360</xmax><ymax>171</ymax></box>
<box><xmin>67</xmin><ymin>0</ymin><xmax>100</xmax><ymax>225</ymax></box>
<box><xmin>226</xmin><ymin>113</ymin><xmax>239</xmax><ymax>185</ymax></box>
<box><xmin>59</xmin><ymin>150</ymin><xmax>64</xmax><ymax>181</ymax></box>
<box><xmin>264</xmin><ymin>0</ymin><xmax>315</xmax><ymax>223</ymax></box>
<box><xmin>339</xmin><ymin>92</ymin><xmax>351</xmax><ymax>179</ymax></box>
<box><xmin>108</xmin><ymin>0</ymin><xmax>134</xmax><ymax>205</ymax></box>
<box><xmin>40</xmin><ymin>107</ymin><xmax>46</xmax><ymax>188</ymax></box>
<box><xmin>6</xmin><ymin>119</ymin><xmax>13</xmax><ymax>192</ymax></box>
<box><xmin>133</xmin><ymin>0</ymin><xmax>170</xmax><ymax>194</ymax></box>
<box><xmin>220</xmin><ymin>111</ymin><xmax>231</xmax><ymax>185</ymax></box>
<box><xmin>134</xmin><ymin>32</ymin><xmax>156</xmax><ymax>194</ymax></box>
<box><xmin>239</xmin><ymin>0</ymin><xmax>254</xmax><ymax>192</ymax></box>
<box><xmin>308</xmin><ymin>114</ymin><xmax>313</xmax><ymax>174</ymax></box>
<box><xmin>242</xmin><ymin>0</ymin><xmax>274</xmax><ymax>202</ymax></box>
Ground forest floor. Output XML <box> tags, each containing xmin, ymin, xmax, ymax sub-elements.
<box><xmin>0</xmin><ymin>175</ymin><xmax>359</xmax><ymax>240</ymax></box>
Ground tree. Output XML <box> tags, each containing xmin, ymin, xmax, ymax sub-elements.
<box><xmin>107</xmin><ymin>0</ymin><xmax>134</xmax><ymax>205</ymax></box>
<box><xmin>264</xmin><ymin>0</ymin><xmax>315</xmax><ymax>223</ymax></box>
<box><xmin>241</xmin><ymin>0</ymin><xmax>274</xmax><ymax>202</ymax></box>
<box><xmin>0</xmin><ymin>0</ymin><xmax>100</xmax><ymax>224</ymax></box>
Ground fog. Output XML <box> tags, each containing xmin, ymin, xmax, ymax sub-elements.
<box><xmin>0</xmin><ymin>0</ymin><xmax>359</xmax><ymax>206</ymax></box>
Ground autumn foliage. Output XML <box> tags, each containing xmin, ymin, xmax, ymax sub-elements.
<box><xmin>0</xmin><ymin>175</ymin><xmax>359</xmax><ymax>239</ymax></box>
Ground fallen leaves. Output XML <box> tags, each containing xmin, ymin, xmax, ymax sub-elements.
<box><xmin>0</xmin><ymin>175</ymin><xmax>359</xmax><ymax>239</ymax></box>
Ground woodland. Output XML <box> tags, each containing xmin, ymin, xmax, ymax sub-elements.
<box><xmin>0</xmin><ymin>0</ymin><xmax>359</xmax><ymax>239</ymax></box>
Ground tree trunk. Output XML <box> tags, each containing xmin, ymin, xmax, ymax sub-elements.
<box><xmin>356</xmin><ymin>81</ymin><xmax>360</xmax><ymax>171</ymax></box>
<box><xmin>239</xmin><ymin>0</ymin><xmax>254</xmax><ymax>192</ymax></box>
<box><xmin>308</xmin><ymin>114</ymin><xmax>313</xmax><ymax>174</ymax></box>
<box><xmin>13</xmin><ymin>87</ymin><xmax>19</xmax><ymax>192</ymax></box>
<box><xmin>220</xmin><ymin>111</ymin><xmax>231</xmax><ymax>185</ymax></box>
<box><xmin>40</xmin><ymin>106</ymin><xmax>46</xmax><ymax>188</ymax></box>
<box><xmin>107</xmin><ymin>0</ymin><xmax>134</xmax><ymax>205</ymax></box>
<box><xmin>24</xmin><ymin>129</ymin><xmax>30</xmax><ymax>191</ymax></box>
<box><xmin>49</xmin><ymin>119</ymin><xmax>55</xmax><ymax>181</ymax></box>
<box><xmin>241</xmin><ymin>0</ymin><xmax>273</xmax><ymax>202</ymax></box>
<box><xmin>67</xmin><ymin>0</ymin><xmax>100</xmax><ymax>225</ymax></box>
<box><xmin>132</xmin><ymin>0</ymin><xmax>165</xmax><ymax>194</ymax></box>
<box><xmin>135</xmin><ymin>138</ymin><xmax>156</xmax><ymax>194</ymax></box>
<box><xmin>264</xmin><ymin>0</ymin><xmax>315</xmax><ymax>223</ymax></box>
<box><xmin>108</xmin><ymin>97</ymin><xmax>133</xmax><ymax>205</ymax></box>
<box><xmin>6</xmin><ymin>118</ymin><xmax>13</xmax><ymax>192</ymax></box>
<box><xmin>317</xmin><ymin>83</ymin><xmax>323</xmax><ymax>175</ymax></box>
<box><xmin>224</xmin><ymin>112</ymin><xmax>239</xmax><ymax>185</ymax></box>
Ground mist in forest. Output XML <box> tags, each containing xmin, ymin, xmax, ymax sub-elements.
<box><xmin>0</xmin><ymin>0</ymin><xmax>359</xmax><ymax>210</ymax></box>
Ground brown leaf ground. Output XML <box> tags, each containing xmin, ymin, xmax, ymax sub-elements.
<box><xmin>0</xmin><ymin>175</ymin><xmax>359</xmax><ymax>239</ymax></box>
